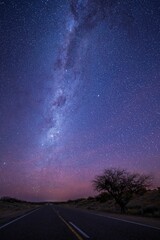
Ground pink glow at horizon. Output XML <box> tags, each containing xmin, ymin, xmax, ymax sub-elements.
<box><xmin>0</xmin><ymin>0</ymin><xmax>160</xmax><ymax>201</ymax></box>
<box><xmin>1</xmin><ymin>135</ymin><xmax>160</xmax><ymax>201</ymax></box>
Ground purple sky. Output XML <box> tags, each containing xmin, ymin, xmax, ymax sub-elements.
<box><xmin>0</xmin><ymin>0</ymin><xmax>160</xmax><ymax>201</ymax></box>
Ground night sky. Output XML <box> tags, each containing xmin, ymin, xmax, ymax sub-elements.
<box><xmin>0</xmin><ymin>0</ymin><xmax>160</xmax><ymax>202</ymax></box>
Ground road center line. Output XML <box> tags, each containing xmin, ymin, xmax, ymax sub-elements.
<box><xmin>0</xmin><ymin>208</ymin><xmax>40</xmax><ymax>230</ymax></box>
<box><xmin>51</xmin><ymin>206</ymin><xmax>84</xmax><ymax>240</ymax></box>
<box><xmin>69</xmin><ymin>222</ymin><xmax>90</xmax><ymax>238</ymax></box>
<box><xmin>91</xmin><ymin>213</ymin><xmax>160</xmax><ymax>231</ymax></box>
<box><xmin>58</xmin><ymin>214</ymin><xmax>84</xmax><ymax>240</ymax></box>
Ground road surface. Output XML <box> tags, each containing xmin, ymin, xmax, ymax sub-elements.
<box><xmin>0</xmin><ymin>205</ymin><xmax>160</xmax><ymax>240</ymax></box>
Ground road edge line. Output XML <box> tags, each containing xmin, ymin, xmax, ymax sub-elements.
<box><xmin>91</xmin><ymin>213</ymin><xmax>160</xmax><ymax>231</ymax></box>
<box><xmin>0</xmin><ymin>208</ymin><xmax>40</xmax><ymax>230</ymax></box>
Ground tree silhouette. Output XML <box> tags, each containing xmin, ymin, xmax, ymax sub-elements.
<box><xmin>93</xmin><ymin>168</ymin><xmax>151</xmax><ymax>213</ymax></box>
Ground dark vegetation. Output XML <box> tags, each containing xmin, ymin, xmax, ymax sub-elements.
<box><xmin>63</xmin><ymin>189</ymin><xmax>160</xmax><ymax>218</ymax></box>
<box><xmin>63</xmin><ymin>169</ymin><xmax>160</xmax><ymax>218</ymax></box>
<box><xmin>93</xmin><ymin>168</ymin><xmax>151</xmax><ymax>213</ymax></box>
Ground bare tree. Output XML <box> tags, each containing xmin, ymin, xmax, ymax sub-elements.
<box><xmin>93</xmin><ymin>168</ymin><xmax>151</xmax><ymax>213</ymax></box>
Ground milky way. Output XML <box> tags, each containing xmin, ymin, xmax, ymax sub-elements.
<box><xmin>0</xmin><ymin>0</ymin><xmax>160</xmax><ymax>201</ymax></box>
<box><xmin>42</xmin><ymin>0</ymin><xmax>134</xmax><ymax>146</ymax></box>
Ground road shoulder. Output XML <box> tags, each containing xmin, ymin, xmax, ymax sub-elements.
<box><xmin>59</xmin><ymin>204</ymin><xmax>160</xmax><ymax>229</ymax></box>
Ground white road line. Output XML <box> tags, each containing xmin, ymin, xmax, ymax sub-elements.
<box><xmin>51</xmin><ymin>206</ymin><xmax>59</xmax><ymax>216</ymax></box>
<box><xmin>91</xmin><ymin>213</ymin><xmax>160</xmax><ymax>231</ymax></box>
<box><xmin>0</xmin><ymin>208</ymin><xmax>40</xmax><ymax>230</ymax></box>
<box><xmin>69</xmin><ymin>222</ymin><xmax>90</xmax><ymax>238</ymax></box>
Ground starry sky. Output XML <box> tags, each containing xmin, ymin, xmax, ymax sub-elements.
<box><xmin>0</xmin><ymin>0</ymin><xmax>160</xmax><ymax>202</ymax></box>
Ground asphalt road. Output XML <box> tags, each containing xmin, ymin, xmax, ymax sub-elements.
<box><xmin>0</xmin><ymin>205</ymin><xmax>160</xmax><ymax>240</ymax></box>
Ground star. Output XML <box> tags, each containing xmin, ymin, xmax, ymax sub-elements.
<box><xmin>0</xmin><ymin>0</ymin><xmax>159</xmax><ymax>202</ymax></box>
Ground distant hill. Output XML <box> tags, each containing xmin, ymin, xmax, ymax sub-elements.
<box><xmin>0</xmin><ymin>196</ymin><xmax>27</xmax><ymax>203</ymax></box>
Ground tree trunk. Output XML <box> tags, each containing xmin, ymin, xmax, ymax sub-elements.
<box><xmin>120</xmin><ymin>205</ymin><xmax>126</xmax><ymax>213</ymax></box>
<box><xmin>116</xmin><ymin>199</ymin><xmax>126</xmax><ymax>213</ymax></box>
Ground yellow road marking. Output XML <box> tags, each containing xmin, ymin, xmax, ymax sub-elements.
<box><xmin>58</xmin><ymin>214</ymin><xmax>84</xmax><ymax>240</ymax></box>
